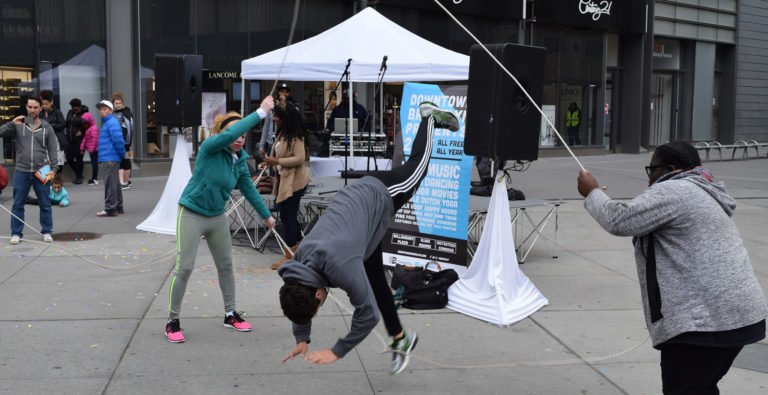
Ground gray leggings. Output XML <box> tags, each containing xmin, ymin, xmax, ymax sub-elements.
<box><xmin>168</xmin><ymin>205</ymin><xmax>237</xmax><ymax>320</ymax></box>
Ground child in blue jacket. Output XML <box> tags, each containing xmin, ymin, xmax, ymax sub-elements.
<box><xmin>49</xmin><ymin>174</ymin><xmax>70</xmax><ymax>207</ymax></box>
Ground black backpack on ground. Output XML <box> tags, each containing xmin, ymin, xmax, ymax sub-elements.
<box><xmin>390</xmin><ymin>262</ymin><xmax>459</xmax><ymax>310</ymax></box>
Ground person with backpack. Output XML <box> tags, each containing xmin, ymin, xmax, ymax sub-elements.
<box><xmin>112</xmin><ymin>93</ymin><xmax>134</xmax><ymax>190</ymax></box>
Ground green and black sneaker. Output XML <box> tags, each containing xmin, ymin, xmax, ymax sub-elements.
<box><xmin>418</xmin><ymin>101</ymin><xmax>460</xmax><ymax>131</ymax></box>
<box><xmin>389</xmin><ymin>329</ymin><xmax>419</xmax><ymax>375</ymax></box>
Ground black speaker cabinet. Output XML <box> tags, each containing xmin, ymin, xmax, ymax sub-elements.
<box><xmin>464</xmin><ymin>43</ymin><xmax>545</xmax><ymax>162</ymax></box>
<box><xmin>155</xmin><ymin>54</ymin><xmax>202</xmax><ymax>127</ymax></box>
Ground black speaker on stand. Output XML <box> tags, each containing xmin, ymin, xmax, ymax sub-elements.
<box><xmin>155</xmin><ymin>54</ymin><xmax>203</xmax><ymax>127</ymax></box>
<box><xmin>464</xmin><ymin>43</ymin><xmax>545</xmax><ymax>163</ymax></box>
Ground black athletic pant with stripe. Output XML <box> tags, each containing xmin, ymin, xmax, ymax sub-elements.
<box><xmin>364</xmin><ymin>116</ymin><xmax>435</xmax><ymax>338</ymax></box>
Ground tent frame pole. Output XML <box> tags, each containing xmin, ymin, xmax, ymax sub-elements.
<box><xmin>348</xmin><ymin>79</ymin><xmax>354</xmax><ymax>167</ymax></box>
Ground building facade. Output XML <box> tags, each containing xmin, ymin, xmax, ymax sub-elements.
<box><xmin>1</xmin><ymin>0</ymin><xmax>766</xmax><ymax>173</ymax></box>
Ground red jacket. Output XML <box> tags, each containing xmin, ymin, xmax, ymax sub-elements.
<box><xmin>79</xmin><ymin>112</ymin><xmax>99</xmax><ymax>154</ymax></box>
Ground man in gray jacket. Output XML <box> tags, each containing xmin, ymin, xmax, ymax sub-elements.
<box><xmin>0</xmin><ymin>96</ymin><xmax>59</xmax><ymax>244</ymax></box>
<box><xmin>578</xmin><ymin>141</ymin><xmax>767</xmax><ymax>394</ymax></box>
<box><xmin>278</xmin><ymin>102</ymin><xmax>459</xmax><ymax>375</ymax></box>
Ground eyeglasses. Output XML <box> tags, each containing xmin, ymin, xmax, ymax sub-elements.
<box><xmin>645</xmin><ymin>165</ymin><xmax>669</xmax><ymax>176</ymax></box>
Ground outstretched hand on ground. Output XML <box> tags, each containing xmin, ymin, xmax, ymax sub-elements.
<box><xmin>283</xmin><ymin>341</ymin><xmax>308</xmax><ymax>363</ymax></box>
<box><xmin>304</xmin><ymin>348</ymin><xmax>338</xmax><ymax>365</ymax></box>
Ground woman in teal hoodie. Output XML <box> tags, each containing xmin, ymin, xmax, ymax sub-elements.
<box><xmin>166</xmin><ymin>97</ymin><xmax>276</xmax><ymax>343</ymax></box>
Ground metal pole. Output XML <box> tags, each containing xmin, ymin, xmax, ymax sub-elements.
<box><xmin>240</xmin><ymin>79</ymin><xmax>246</xmax><ymax>115</ymax></box>
<box><xmin>348</xmin><ymin>80</ymin><xmax>354</xmax><ymax>166</ymax></box>
<box><xmin>379</xmin><ymin>79</ymin><xmax>384</xmax><ymax>154</ymax></box>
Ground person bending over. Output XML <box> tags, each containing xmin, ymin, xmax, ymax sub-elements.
<box><xmin>278</xmin><ymin>102</ymin><xmax>459</xmax><ymax>375</ymax></box>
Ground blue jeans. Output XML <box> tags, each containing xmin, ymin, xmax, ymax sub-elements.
<box><xmin>11</xmin><ymin>171</ymin><xmax>52</xmax><ymax>237</ymax></box>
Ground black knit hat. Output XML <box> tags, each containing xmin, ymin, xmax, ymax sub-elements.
<box><xmin>654</xmin><ymin>141</ymin><xmax>701</xmax><ymax>171</ymax></box>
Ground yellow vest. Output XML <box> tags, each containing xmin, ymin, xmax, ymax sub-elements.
<box><xmin>566</xmin><ymin>110</ymin><xmax>580</xmax><ymax>127</ymax></box>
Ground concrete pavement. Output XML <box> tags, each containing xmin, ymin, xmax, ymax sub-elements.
<box><xmin>0</xmin><ymin>153</ymin><xmax>766</xmax><ymax>394</ymax></box>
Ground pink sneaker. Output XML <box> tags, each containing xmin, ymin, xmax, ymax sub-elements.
<box><xmin>223</xmin><ymin>311</ymin><xmax>252</xmax><ymax>332</ymax></box>
<box><xmin>165</xmin><ymin>319</ymin><xmax>185</xmax><ymax>343</ymax></box>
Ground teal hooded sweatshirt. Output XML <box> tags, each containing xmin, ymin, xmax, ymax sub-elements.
<box><xmin>179</xmin><ymin>109</ymin><xmax>271</xmax><ymax>219</ymax></box>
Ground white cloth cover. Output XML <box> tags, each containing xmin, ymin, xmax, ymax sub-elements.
<box><xmin>136</xmin><ymin>141</ymin><xmax>192</xmax><ymax>235</ymax></box>
<box><xmin>241</xmin><ymin>8</ymin><xmax>469</xmax><ymax>82</ymax></box>
<box><xmin>447</xmin><ymin>171</ymin><xmax>548</xmax><ymax>326</ymax></box>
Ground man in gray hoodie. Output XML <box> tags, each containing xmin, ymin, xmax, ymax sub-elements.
<box><xmin>278</xmin><ymin>102</ymin><xmax>459</xmax><ymax>375</ymax></box>
<box><xmin>0</xmin><ymin>96</ymin><xmax>59</xmax><ymax>244</ymax></box>
<box><xmin>578</xmin><ymin>141</ymin><xmax>767</xmax><ymax>394</ymax></box>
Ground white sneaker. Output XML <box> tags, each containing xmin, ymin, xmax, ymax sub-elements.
<box><xmin>10</xmin><ymin>235</ymin><xmax>20</xmax><ymax>245</ymax></box>
<box><xmin>42</xmin><ymin>233</ymin><xmax>53</xmax><ymax>243</ymax></box>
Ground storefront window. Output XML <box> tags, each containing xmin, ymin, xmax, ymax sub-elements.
<box><xmin>0</xmin><ymin>0</ymin><xmax>105</xmax><ymax>163</ymax></box>
<box><xmin>533</xmin><ymin>25</ymin><xmax>604</xmax><ymax>147</ymax></box>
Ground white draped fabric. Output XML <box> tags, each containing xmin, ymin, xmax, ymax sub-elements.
<box><xmin>136</xmin><ymin>141</ymin><xmax>192</xmax><ymax>235</ymax></box>
<box><xmin>447</xmin><ymin>171</ymin><xmax>548</xmax><ymax>326</ymax></box>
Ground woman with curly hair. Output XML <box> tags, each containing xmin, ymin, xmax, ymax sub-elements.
<box><xmin>263</xmin><ymin>104</ymin><xmax>310</xmax><ymax>270</ymax></box>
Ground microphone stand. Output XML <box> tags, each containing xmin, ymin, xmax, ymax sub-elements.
<box><xmin>369</xmin><ymin>57</ymin><xmax>387</xmax><ymax>172</ymax></box>
<box><xmin>324</xmin><ymin>59</ymin><xmax>351</xmax><ymax>115</ymax></box>
<box><xmin>333</xmin><ymin>59</ymin><xmax>352</xmax><ymax>186</ymax></box>
<box><xmin>339</xmin><ymin>57</ymin><xmax>388</xmax><ymax>180</ymax></box>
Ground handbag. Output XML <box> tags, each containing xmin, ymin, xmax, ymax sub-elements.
<box><xmin>391</xmin><ymin>262</ymin><xmax>459</xmax><ymax>310</ymax></box>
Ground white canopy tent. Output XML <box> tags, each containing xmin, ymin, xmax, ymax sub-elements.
<box><xmin>240</xmin><ymin>8</ymin><xmax>469</xmax><ymax>83</ymax></box>
<box><xmin>241</xmin><ymin>7</ymin><xmax>469</xmax><ymax>162</ymax></box>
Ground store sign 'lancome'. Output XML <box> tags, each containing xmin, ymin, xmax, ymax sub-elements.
<box><xmin>579</xmin><ymin>0</ymin><xmax>612</xmax><ymax>21</ymax></box>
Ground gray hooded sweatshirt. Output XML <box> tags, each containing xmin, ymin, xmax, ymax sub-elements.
<box><xmin>0</xmin><ymin>118</ymin><xmax>58</xmax><ymax>173</ymax></box>
<box><xmin>278</xmin><ymin>177</ymin><xmax>394</xmax><ymax>358</ymax></box>
<box><xmin>585</xmin><ymin>174</ymin><xmax>767</xmax><ymax>347</ymax></box>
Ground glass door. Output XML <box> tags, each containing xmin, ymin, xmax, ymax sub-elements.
<box><xmin>650</xmin><ymin>73</ymin><xmax>679</xmax><ymax>146</ymax></box>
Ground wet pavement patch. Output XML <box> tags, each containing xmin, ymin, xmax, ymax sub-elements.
<box><xmin>53</xmin><ymin>232</ymin><xmax>102</xmax><ymax>242</ymax></box>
